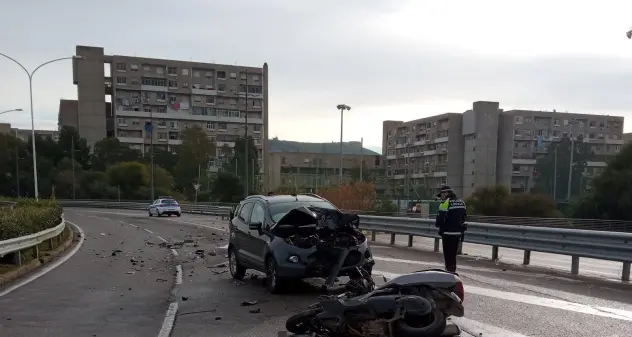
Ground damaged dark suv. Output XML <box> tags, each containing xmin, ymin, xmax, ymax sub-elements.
<box><xmin>227</xmin><ymin>194</ymin><xmax>375</xmax><ymax>293</ymax></box>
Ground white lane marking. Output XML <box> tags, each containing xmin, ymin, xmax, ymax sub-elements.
<box><xmin>451</xmin><ymin>317</ymin><xmax>531</xmax><ymax>337</ymax></box>
<box><xmin>373</xmin><ymin>255</ymin><xmax>596</xmax><ymax>282</ymax></box>
<box><xmin>374</xmin><ymin>270</ymin><xmax>632</xmax><ymax>322</ymax></box>
<box><xmin>156</xmin><ymin>235</ymin><xmax>168</xmax><ymax>243</ymax></box>
<box><xmin>165</xmin><ymin>218</ymin><xmax>227</xmax><ymax>232</ymax></box>
<box><xmin>175</xmin><ymin>265</ymin><xmax>183</xmax><ymax>285</ymax></box>
<box><xmin>157</xmin><ymin>302</ymin><xmax>179</xmax><ymax>337</ymax></box>
<box><xmin>144</xmin><ymin>228</ymin><xmax>155</xmax><ymax>234</ymax></box>
<box><xmin>171</xmin><ymin>249</ymin><xmax>179</xmax><ymax>256</ymax></box>
<box><xmin>0</xmin><ymin>221</ymin><xmax>85</xmax><ymax>297</ymax></box>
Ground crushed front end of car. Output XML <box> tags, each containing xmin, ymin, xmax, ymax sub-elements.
<box><xmin>269</xmin><ymin>206</ymin><xmax>375</xmax><ymax>287</ymax></box>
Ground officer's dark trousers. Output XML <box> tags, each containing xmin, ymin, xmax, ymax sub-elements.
<box><xmin>441</xmin><ymin>234</ymin><xmax>461</xmax><ymax>272</ymax></box>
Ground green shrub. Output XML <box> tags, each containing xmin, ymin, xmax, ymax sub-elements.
<box><xmin>0</xmin><ymin>199</ymin><xmax>63</xmax><ymax>241</ymax></box>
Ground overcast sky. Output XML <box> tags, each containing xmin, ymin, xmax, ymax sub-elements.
<box><xmin>2</xmin><ymin>0</ymin><xmax>632</xmax><ymax>152</ymax></box>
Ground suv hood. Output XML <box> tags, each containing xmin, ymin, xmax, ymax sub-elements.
<box><xmin>275</xmin><ymin>206</ymin><xmax>319</xmax><ymax>227</ymax></box>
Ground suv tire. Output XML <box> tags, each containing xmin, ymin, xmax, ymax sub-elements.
<box><xmin>265</xmin><ymin>256</ymin><xmax>286</xmax><ymax>294</ymax></box>
<box><xmin>228</xmin><ymin>248</ymin><xmax>246</xmax><ymax>280</ymax></box>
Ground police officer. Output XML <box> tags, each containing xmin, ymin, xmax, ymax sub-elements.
<box><xmin>435</xmin><ymin>185</ymin><xmax>467</xmax><ymax>273</ymax></box>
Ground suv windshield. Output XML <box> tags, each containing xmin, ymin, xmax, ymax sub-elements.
<box><xmin>161</xmin><ymin>199</ymin><xmax>178</xmax><ymax>205</ymax></box>
<box><xmin>269</xmin><ymin>200</ymin><xmax>337</xmax><ymax>222</ymax></box>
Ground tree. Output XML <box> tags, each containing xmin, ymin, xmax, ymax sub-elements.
<box><xmin>534</xmin><ymin>135</ymin><xmax>591</xmax><ymax>200</ymax></box>
<box><xmin>466</xmin><ymin>185</ymin><xmax>560</xmax><ymax>217</ymax></box>
<box><xmin>570</xmin><ymin>143</ymin><xmax>632</xmax><ymax>220</ymax></box>
<box><xmin>173</xmin><ymin>126</ymin><xmax>216</xmax><ymax>199</ymax></box>
<box><xmin>210</xmin><ymin>172</ymin><xmax>243</xmax><ymax>202</ymax></box>
<box><xmin>57</xmin><ymin>126</ymin><xmax>90</xmax><ymax>169</ymax></box>
<box><xmin>350</xmin><ymin>162</ymin><xmax>372</xmax><ymax>183</ymax></box>
<box><xmin>107</xmin><ymin>161</ymin><xmax>149</xmax><ymax>198</ymax></box>
<box><xmin>153</xmin><ymin>148</ymin><xmax>178</xmax><ymax>175</ymax></box>
<box><xmin>224</xmin><ymin>136</ymin><xmax>259</xmax><ymax>193</ymax></box>
<box><xmin>466</xmin><ymin>185</ymin><xmax>511</xmax><ymax>216</ymax></box>
<box><xmin>92</xmin><ymin>137</ymin><xmax>142</xmax><ymax>171</ymax></box>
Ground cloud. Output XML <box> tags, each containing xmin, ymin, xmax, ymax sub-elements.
<box><xmin>2</xmin><ymin>0</ymin><xmax>632</xmax><ymax>149</ymax></box>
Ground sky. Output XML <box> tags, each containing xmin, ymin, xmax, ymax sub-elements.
<box><xmin>2</xmin><ymin>0</ymin><xmax>632</xmax><ymax>153</ymax></box>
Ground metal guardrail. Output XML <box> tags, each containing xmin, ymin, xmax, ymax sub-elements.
<box><xmin>55</xmin><ymin>200</ymin><xmax>632</xmax><ymax>282</ymax></box>
<box><xmin>360</xmin><ymin>216</ymin><xmax>632</xmax><ymax>282</ymax></box>
<box><xmin>55</xmin><ymin>200</ymin><xmax>232</xmax><ymax>217</ymax></box>
<box><xmin>0</xmin><ymin>218</ymin><xmax>66</xmax><ymax>258</ymax></box>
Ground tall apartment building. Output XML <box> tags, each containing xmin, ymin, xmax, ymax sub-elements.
<box><xmin>60</xmin><ymin>45</ymin><xmax>269</xmax><ymax>190</ymax></box>
<box><xmin>383</xmin><ymin>101</ymin><xmax>625</xmax><ymax>197</ymax></box>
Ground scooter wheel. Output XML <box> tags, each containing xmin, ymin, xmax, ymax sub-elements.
<box><xmin>286</xmin><ymin>308</ymin><xmax>321</xmax><ymax>334</ymax></box>
<box><xmin>395</xmin><ymin>307</ymin><xmax>447</xmax><ymax>337</ymax></box>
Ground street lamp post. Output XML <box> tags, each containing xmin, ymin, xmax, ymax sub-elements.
<box><xmin>336</xmin><ymin>104</ymin><xmax>351</xmax><ymax>184</ymax></box>
<box><xmin>0</xmin><ymin>53</ymin><xmax>83</xmax><ymax>200</ymax></box>
<box><xmin>0</xmin><ymin>108</ymin><xmax>23</xmax><ymax>115</ymax></box>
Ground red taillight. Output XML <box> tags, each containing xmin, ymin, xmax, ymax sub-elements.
<box><xmin>455</xmin><ymin>281</ymin><xmax>465</xmax><ymax>302</ymax></box>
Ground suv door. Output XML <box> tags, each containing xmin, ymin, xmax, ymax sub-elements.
<box><xmin>245</xmin><ymin>202</ymin><xmax>268</xmax><ymax>270</ymax></box>
<box><xmin>233</xmin><ymin>202</ymin><xmax>255</xmax><ymax>267</ymax></box>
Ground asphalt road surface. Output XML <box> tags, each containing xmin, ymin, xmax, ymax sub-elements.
<box><xmin>0</xmin><ymin>208</ymin><xmax>630</xmax><ymax>337</ymax></box>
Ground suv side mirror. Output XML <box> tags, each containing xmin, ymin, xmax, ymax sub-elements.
<box><xmin>249</xmin><ymin>221</ymin><xmax>262</xmax><ymax>230</ymax></box>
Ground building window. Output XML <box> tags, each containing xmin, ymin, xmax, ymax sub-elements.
<box><xmin>116</xmin><ymin>63</ymin><xmax>127</xmax><ymax>71</ymax></box>
<box><xmin>218</xmin><ymin>123</ymin><xmax>227</xmax><ymax>131</ymax></box>
<box><xmin>156</xmin><ymin>67</ymin><xmax>164</xmax><ymax>75</ymax></box>
<box><xmin>167</xmin><ymin>67</ymin><xmax>177</xmax><ymax>75</ymax></box>
<box><xmin>514</xmin><ymin>116</ymin><xmax>523</xmax><ymax>124</ymax></box>
<box><xmin>141</xmin><ymin>78</ymin><xmax>167</xmax><ymax>87</ymax></box>
<box><xmin>157</xmin><ymin>120</ymin><xmax>167</xmax><ymax>128</ymax></box>
<box><xmin>158</xmin><ymin>132</ymin><xmax>167</xmax><ymax>140</ymax></box>
<box><xmin>181</xmin><ymin>68</ymin><xmax>189</xmax><ymax>76</ymax></box>
<box><xmin>157</xmin><ymin>106</ymin><xmax>167</xmax><ymax>113</ymax></box>
<box><xmin>168</xmin><ymin>80</ymin><xmax>178</xmax><ymax>88</ymax></box>
<box><xmin>193</xmin><ymin>71</ymin><xmax>200</xmax><ymax>78</ymax></box>
<box><xmin>130</xmin><ymin>64</ymin><xmax>139</xmax><ymax>71</ymax></box>
<box><xmin>183</xmin><ymin>82</ymin><xmax>189</xmax><ymax>88</ymax></box>
<box><xmin>116</xmin><ymin>76</ymin><xmax>127</xmax><ymax>85</ymax></box>
<box><xmin>253</xmin><ymin>125</ymin><xmax>261</xmax><ymax>133</ymax></box>
<box><xmin>169</xmin><ymin>96</ymin><xmax>177</xmax><ymax>105</ymax></box>
<box><xmin>217</xmin><ymin>84</ymin><xmax>226</xmax><ymax>92</ymax></box>
<box><xmin>117</xmin><ymin>118</ymin><xmax>126</xmax><ymax>126</ymax></box>
<box><xmin>206</xmin><ymin>96</ymin><xmax>215</xmax><ymax>104</ymax></box>
<box><xmin>217</xmin><ymin>71</ymin><xmax>226</xmax><ymax>79</ymax></box>
<box><xmin>169</xmin><ymin>121</ymin><xmax>178</xmax><ymax>129</ymax></box>
<box><xmin>229</xmin><ymin>72</ymin><xmax>237</xmax><ymax>79</ymax></box>
<box><xmin>206</xmin><ymin>122</ymin><xmax>215</xmax><ymax>130</ymax></box>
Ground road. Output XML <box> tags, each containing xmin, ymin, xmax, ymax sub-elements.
<box><xmin>0</xmin><ymin>208</ymin><xmax>629</xmax><ymax>337</ymax></box>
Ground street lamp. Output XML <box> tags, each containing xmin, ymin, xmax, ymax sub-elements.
<box><xmin>0</xmin><ymin>108</ymin><xmax>23</xmax><ymax>115</ymax></box>
<box><xmin>336</xmin><ymin>104</ymin><xmax>351</xmax><ymax>184</ymax></box>
<box><xmin>0</xmin><ymin>53</ymin><xmax>84</xmax><ymax>200</ymax></box>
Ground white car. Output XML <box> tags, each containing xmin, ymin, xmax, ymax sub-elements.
<box><xmin>148</xmin><ymin>198</ymin><xmax>182</xmax><ymax>217</ymax></box>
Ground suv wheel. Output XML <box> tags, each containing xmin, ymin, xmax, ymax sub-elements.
<box><xmin>148</xmin><ymin>210</ymin><xmax>153</xmax><ymax>217</ymax></box>
<box><xmin>265</xmin><ymin>257</ymin><xmax>285</xmax><ymax>294</ymax></box>
<box><xmin>177</xmin><ymin>213</ymin><xmax>181</xmax><ymax>217</ymax></box>
<box><xmin>228</xmin><ymin>248</ymin><xmax>246</xmax><ymax>280</ymax></box>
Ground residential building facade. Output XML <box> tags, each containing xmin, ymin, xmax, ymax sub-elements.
<box><xmin>266</xmin><ymin>139</ymin><xmax>384</xmax><ymax>191</ymax></box>
<box><xmin>60</xmin><ymin>45</ymin><xmax>270</xmax><ymax>190</ymax></box>
<box><xmin>383</xmin><ymin>101</ymin><xmax>625</xmax><ymax>198</ymax></box>
<box><xmin>0</xmin><ymin>123</ymin><xmax>59</xmax><ymax>141</ymax></box>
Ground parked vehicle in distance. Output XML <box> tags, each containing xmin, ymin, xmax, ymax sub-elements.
<box><xmin>148</xmin><ymin>198</ymin><xmax>182</xmax><ymax>217</ymax></box>
<box><xmin>227</xmin><ymin>193</ymin><xmax>375</xmax><ymax>294</ymax></box>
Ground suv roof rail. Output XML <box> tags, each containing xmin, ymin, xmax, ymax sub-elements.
<box><xmin>298</xmin><ymin>193</ymin><xmax>325</xmax><ymax>200</ymax></box>
<box><xmin>245</xmin><ymin>195</ymin><xmax>263</xmax><ymax>200</ymax></box>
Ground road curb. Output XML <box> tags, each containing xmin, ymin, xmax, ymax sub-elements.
<box><xmin>0</xmin><ymin>224</ymin><xmax>76</xmax><ymax>289</ymax></box>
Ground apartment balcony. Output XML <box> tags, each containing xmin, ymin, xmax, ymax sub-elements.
<box><xmin>141</xmin><ymin>85</ymin><xmax>168</xmax><ymax>92</ymax></box>
<box><xmin>117</xmin><ymin>136</ymin><xmax>144</xmax><ymax>144</ymax></box>
<box><xmin>167</xmin><ymin>139</ymin><xmax>182</xmax><ymax>145</ymax></box>
<box><xmin>386</xmin><ymin>155</ymin><xmax>396</xmax><ymax>160</ymax></box>
<box><xmin>511</xmin><ymin>158</ymin><xmax>536</xmax><ymax>165</ymax></box>
<box><xmin>434</xmin><ymin>136</ymin><xmax>449</xmax><ymax>143</ymax></box>
<box><xmin>192</xmin><ymin>88</ymin><xmax>217</xmax><ymax>95</ymax></box>
<box><xmin>217</xmin><ymin>141</ymin><xmax>236</xmax><ymax>148</ymax></box>
<box><xmin>605</xmin><ymin>138</ymin><xmax>624</xmax><ymax>145</ymax></box>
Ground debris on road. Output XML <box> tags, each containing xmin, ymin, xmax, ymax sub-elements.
<box><xmin>111</xmin><ymin>249</ymin><xmax>123</xmax><ymax>256</ymax></box>
<box><xmin>249</xmin><ymin>308</ymin><xmax>261</xmax><ymax>314</ymax></box>
<box><xmin>194</xmin><ymin>250</ymin><xmax>205</xmax><ymax>258</ymax></box>
<box><xmin>209</xmin><ymin>262</ymin><xmax>227</xmax><ymax>268</ymax></box>
<box><xmin>182</xmin><ymin>296</ymin><xmax>189</xmax><ymax>301</ymax></box>
<box><xmin>156</xmin><ymin>278</ymin><xmax>168</xmax><ymax>282</ymax></box>
<box><xmin>240</xmin><ymin>300</ymin><xmax>259</xmax><ymax>306</ymax></box>
<box><xmin>126</xmin><ymin>271</ymin><xmax>135</xmax><ymax>275</ymax></box>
